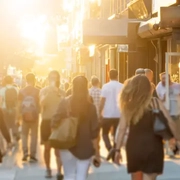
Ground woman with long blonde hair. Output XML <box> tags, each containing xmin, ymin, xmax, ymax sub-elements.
<box><xmin>114</xmin><ymin>75</ymin><xmax>178</xmax><ymax>180</ymax></box>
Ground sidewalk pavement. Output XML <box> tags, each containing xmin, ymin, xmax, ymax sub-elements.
<box><xmin>1</xmin><ymin>137</ymin><xmax>180</xmax><ymax>180</ymax></box>
<box><xmin>0</xmin><ymin>159</ymin><xmax>180</xmax><ymax>180</ymax></box>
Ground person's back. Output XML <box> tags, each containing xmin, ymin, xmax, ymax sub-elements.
<box><xmin>20</xmin><ymin>86</ymin><xmax>39</xmax><ymax>103</ymax></box>
<box><xmin>0</xmin><ymin>76</ymin><xmax>18</xmax><ymax>110</ymax></box>
<box><xmin>19</xmin><ymin>73</ymin><xmax>39</xmax><ymax>162</ymax></box>
<box><xmin>40</xmin><ymin>86</ymin><xmax>65</xmax><ymax>120</ymax></box>
<box><xmin>102</xmin><ymin>80</ymin><xmax>123</xmax><ymax>118</ymax></box>
<box><xmin>54</xmin><ymin>98</ymin><xmax>98</xmax><ymax>159</ymax></box>
<box><xmin>128</xmin><ymin>110</ymin><xmax>159</xmax><ymax>146</ymax></box>
<box><xmin>100</xmin><ymin>69</ymin><xmax>123</xmax><ymax>159</ymax></box>
<box><xmin>20</xmin><ymin>85</ymin><xmax>40</xmax><ymax>118</ymax></box>
<box><xmin>115</xmin><ymin>75</ymin><xmax>176</xmax><ymax>179</ymax></box>
<box><xmin>40</xmin><ymin>70</ymin><xmax>65</xmax><ymax>179</ymax></box>
<box><xmin>52</xmin><ymin>76</ymin><xmax>100</xmax><ymax>180</ymax></box>
<box><xmin>127</xmin><ymin>109</ymin><xmax>164</xmax><ymax>174</ymax></box>
<box><xmin>0</xmin><ymin>76</ymin><xmax>19</xmax><ymax>141</ymax></box>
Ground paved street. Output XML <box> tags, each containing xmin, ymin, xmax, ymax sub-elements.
<box><xmin>1</xmin><ymin>158</ymin><xmax>180</xmax><ymax>180</ymax></box>
<box><xmin>0</xmin><ymin>139</ymin><xmax>180</xmax><ymax>180</ymax></box>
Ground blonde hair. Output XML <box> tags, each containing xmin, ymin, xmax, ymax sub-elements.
<box><xmin>120</xmin><ymin>75</ymin><xmax>152</xmax><ymax>125</ymax></box>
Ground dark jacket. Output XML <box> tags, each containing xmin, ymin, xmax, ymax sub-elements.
<box><xmin>52</xmin><ymin>97</ymin><xmax>99</xmax><ymax>160</ymax></box>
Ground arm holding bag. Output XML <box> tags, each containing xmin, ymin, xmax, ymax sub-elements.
<box><xmin>152</xmin><ymin>98</ymin><xmax>175</xmax><ymax>140</ymax></box>
<box><xmin>157</xmin><ymin>98</ymin><xmax>179</xmax><ymax>140</ymax></box>
<box><xmin>49</xmin><ymin>98</ymin><xmax>79</xmax><ymax>149</ymax></box>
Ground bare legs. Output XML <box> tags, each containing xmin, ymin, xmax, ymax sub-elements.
<box><xmin>44</xmin><ymin>142</ymin><xmax>62</xmax><ymax>177</ymax></box>
<box><xmin>143</xmin><ymin>174</ymin><xmax>157</xmax><ymax>180</ymax></box>
<box><xmin>131</xmin><ymin>172</ymin><xmax>143</xmax><ymax>180</ymax></box>
<box><xmin>54</xmin><ymin>149</ymin><xmax>62</xmax><ymax>174</ymax></box>
<box><xmin>44</xmin><ymin>142</ymin><xmax>51</xmax><ymax>170</ymax></box>
<box><xmin>131</xmin><ymin>172</ymin><xmax>158</xmax><ymax>180</ymax></box>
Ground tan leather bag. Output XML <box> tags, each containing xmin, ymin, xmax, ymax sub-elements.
<box><xmin>49</xmin><ymin>100</ymin><xmax>78</xmax><ymax>149</ymax></box>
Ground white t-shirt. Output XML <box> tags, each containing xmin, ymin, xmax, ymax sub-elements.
<box><xmin>156</xmin><ymin>82</ymin><xmax>180</xmax><ymax>116</ymax></box>
<box><xmin>0</xmin><ymin>85</ymin><xmax>18</xmax><ymax>109</ymax></box>
<box><xmin>101</xmin><ymin>80</ymin><xmax>123</xmax><ymax>118</ymax></box>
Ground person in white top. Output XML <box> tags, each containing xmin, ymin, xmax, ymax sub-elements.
<box><xmin>99</xmin><ymin>69</ymin><xmax>123</xmax><ymax>158</ymax></box>
<box><xmin>0</xmin><ymin>75</ymin><xmax>19</xmax><ymax>141</ymax></box>
<box><xmin>156</xmin><ymin>72</ymin><xmax>180</xmax><ymax>156</ymax></box>
<box><xmin>156</xmin><ymin>72</ymin><xmax>180</xmax><ymax>117</ymax></box>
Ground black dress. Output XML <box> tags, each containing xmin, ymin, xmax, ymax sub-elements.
<box><xmin>126</xmin><ymin>110</ymin><xmax>164</xmax><ymax>174</ymax></box>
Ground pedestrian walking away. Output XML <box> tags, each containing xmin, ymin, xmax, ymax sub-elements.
<box><xmin>115</xmin><ymin>75</ymin><xmax>179</xmax><ymax>180</ymax></box>
<box><xmin>0</xmin><ymin>75</ymin><xmax>19</xmax><ymax>142</ymax></box>
<box><xmin>99</xmin><ymin>69</ymin><xmax>123</xmax><ymax>161</ymax></box>
<box><xmin>52</xmin><ymin>75</ymin><xmax>100</xmax><ymax>180</ymax></box>
<box><xmin>19</xmin><ymin>73</ymin><xmax>40</xmax><ymax>163</ymax></box>
<box><xmin>40</xmin><ymin>70</ymin><xmax>65</xmax><ymax>180</ymax></box>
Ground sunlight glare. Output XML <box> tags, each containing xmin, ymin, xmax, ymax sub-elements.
<box><xmin>19</xmin><ymin>15</ymin><xmax>49</xmax><ymax>50</ymax></box>
<box><xmin>89</xmin><ymin>45</ymin><xmax>95</xmax><ymax>57</ymax></box>
<box><xmin>63</xmin><ymin>0</ymin><xmax>75</xmax><ymax>12</ymax></box>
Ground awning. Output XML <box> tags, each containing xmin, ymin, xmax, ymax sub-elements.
<box><xmin>83</xmin><ymin>18</ymin><xmax>129</xmax><ymax>44</ymax></box>
<box><xmin>138</xmin><ymin>18</ymin><xmax>172</xmax><ymax>38</ymax></box>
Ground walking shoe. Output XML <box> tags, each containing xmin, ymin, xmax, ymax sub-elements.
<box><xmin>29</xmin><ymin>157</ymin><xmax>38</xmax><ymax>163</ymax></box>
<box><xmin>56</xmin><ymin>173</ymin><xmax>64</xmax><ymax>180</ymax></box>
<box><xmin>22</xmin><ymin>156</ymin><xmax>28</xmax><ymax>161</ymax></box>
<box><xmin>45</xmin><ymin>169</ymin><xmax>52</xmax><ymax>178</ymax></box>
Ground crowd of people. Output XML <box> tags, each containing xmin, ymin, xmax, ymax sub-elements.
<box><xmin>0</xmin><ymin>68</ymin><xmax>179</xmax><ymax>180</ymax></box>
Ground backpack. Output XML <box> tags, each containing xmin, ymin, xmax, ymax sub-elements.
<box><xmin>5</xmin><ymin>88</ymin><xmax>18</xmax><ymax>110</ymax></box>
<box><xmin>21</xmin><ymin>94</ymin><xmax>38</xmax><ymax>122</ymax></box>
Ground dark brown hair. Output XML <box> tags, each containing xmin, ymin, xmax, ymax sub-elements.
<box><xmin>71</xmin><ymin>75</ymin><xmax>89</xmax><ymax>117</ymax></box>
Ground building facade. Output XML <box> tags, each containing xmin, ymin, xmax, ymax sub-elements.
<box><xmin>81</xmin><ymin>0</ymin><xmax>180</xmax><ymax>85</ymax></box>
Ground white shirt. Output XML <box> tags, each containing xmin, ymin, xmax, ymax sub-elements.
<box><xmin>101</xmin><ymin>80</ymin><xmax>123</xmax><ymax>118</ymax></box>
<box><xmin>0</xmin><ymin>85</ymin><xmax>18</xmax><ymax>109</ymax></box>
<box><xmin>156</xmin><ymin>82</ymin><xmax>180</xmax><ymax>116</ymax></box>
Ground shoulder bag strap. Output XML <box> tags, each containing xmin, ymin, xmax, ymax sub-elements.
<box><xmin>155</xmin><ymin>98</ymin><xmax>160</xmax><ymax>110</ymax></box>
<box><xmin>151</xmin><ymin>97</ymin><xmax>160</xmax><ymax>111</ymax></box>
<box><xmin>151</xmin><ymin>98</ymin><xmax>156</xmax><ymax>110</ymax></box>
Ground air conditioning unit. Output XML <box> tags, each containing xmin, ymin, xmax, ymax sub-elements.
<box><xmin>160</xmin><ymin>6</ymin><xmax>180</xmax><ymax>28</ymax></box>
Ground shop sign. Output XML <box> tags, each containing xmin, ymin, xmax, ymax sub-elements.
<box><xmin>152</xmin><ymin>0</ymin><xmax>177</xmax><ymax>14</ymax></box>
<box><xmin>118</xmin><ymin>45</ymin><xmax>128</xmax><ymax>52</ymax></box>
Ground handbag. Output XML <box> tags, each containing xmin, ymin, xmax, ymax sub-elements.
<box><xmin>49</xmin><ymin>99</ymin><xmax>78</xmax><ymax>149</ymax></box>
<box><xmin>152</xmin><ymin>98</ymin><xmax>173</xmax><ymax>140</ymax></box>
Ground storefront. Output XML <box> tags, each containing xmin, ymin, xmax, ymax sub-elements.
<box><xmin>82</xmin><ymin>16</ymin><xmax>129</xmax><ymax>84</ymax></box>
<box><xmin>137</xmin><ymin>0</ymin><xmax>180</xmax><ymax>84</ymax></box>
